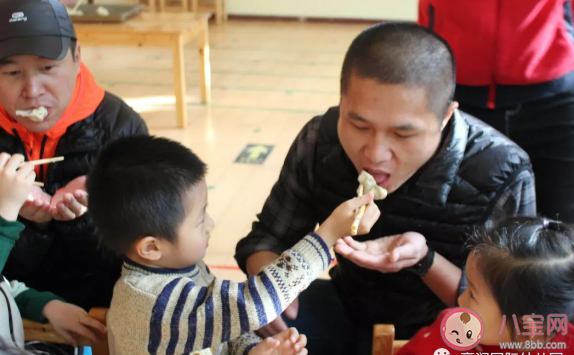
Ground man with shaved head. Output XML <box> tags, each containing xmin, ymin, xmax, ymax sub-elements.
<box><xmin>236</xmin><ymin>23</ymin><xmax>536</xmax><ymax>354</ymax></box>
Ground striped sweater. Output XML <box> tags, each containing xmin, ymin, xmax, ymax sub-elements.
<box><xmin>107</xmin><ymin>232</ymin><xmax>332</xmax><ymax>355</ymax></box>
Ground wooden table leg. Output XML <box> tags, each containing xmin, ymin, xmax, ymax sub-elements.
<box><xmin>172</xmin><ymin>36</ymin><xmax>188</xmax><ymax>128</ymax></box>
<box><xmin>198</xmin><ymin>21</ymin><xmax>211</xmax><ymax>104</ymax></box>
<box><xmin>215</xmin><ymin>0</ymin><xmax>224</xmax><ymax>24</ymax></box>
<box><xmin>181</xmin><ymin>0</ymin><xmax>188</xmax><ymax>12</ymax></box>
<box><xmin>148</xmin><ymin>0</ymin><xmax>156</xmax><ymax>12</ymax></box>
<box><xmin>158</xmin><ymin>0</ymin><xmax>165</xmax><ymax>12</ymax></box>
<box><xmin>191</xmin><ymin>0</ymin><xmax>199</xmax><ymax>13</ymax></box>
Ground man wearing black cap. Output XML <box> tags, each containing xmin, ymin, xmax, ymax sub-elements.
<box><xmin>0</xmin><ymin>0</ymin><xmax>148</xmax><ymax>319</ymax></box>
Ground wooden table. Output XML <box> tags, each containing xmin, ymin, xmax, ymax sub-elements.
<box><xmin>73</xmin><ymin>12</ymin><xmax>212</xmax><ymax>128</ymax></box>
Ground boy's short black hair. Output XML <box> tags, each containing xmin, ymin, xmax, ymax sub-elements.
<box><xmin>467</xmin><ymin>216</ymin><xmax>574</xmax><ymax>341</ymax></box>
<box><xmin>340</xmin><ymin>22</ymin><xmax>456</xmax><ymax>119</ymax></box>
<box><xmin>87</xmin><ymin>135</ymin><xmax>207</xmax><ymax>255</ymax></box>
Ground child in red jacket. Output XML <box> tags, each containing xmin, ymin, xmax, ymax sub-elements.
<box><xmin>397</xmin><ymin>216</ymin><xmax>574</xmax><ymax>354</ymax></box>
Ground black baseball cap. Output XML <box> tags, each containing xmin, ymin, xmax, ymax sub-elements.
<box><xmin>0</xmin><ymin>0</ymin><xmax>77</xmax><ymax>60</ymax></box>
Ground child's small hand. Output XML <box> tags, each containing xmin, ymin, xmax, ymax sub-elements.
<box><xmin>317</xmin><ymin>192</ymin><xmax>380</xmax><ymax>246</ymax></box>
<box><xmin>50</xmin><ymin>176</ymin><xmax>88</xmax><ymax>221</ymax></box>
<box><xmin>42</xmin><ymin>300</ymin><xmax>107</xmax><ymax>347</ymax></box>
<box><xmin>249</xmin><ymin>328</ymin><xmax>307</xmax><ymax>355</ymax></box>
<box><xmin>0</xmin><ymin>153</ymin><xmax>36</xmax><ymax>221</ymax></box>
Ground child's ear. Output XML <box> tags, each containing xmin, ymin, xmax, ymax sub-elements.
<box><xmin>136</xmin><ymin>236</ymin><xmax>163</xmax><ymax>261</ymax></box>
<box><xmin>519</xmin><ymin>316</ymin><xmax>537</xmax><ymax>341</ymax></box>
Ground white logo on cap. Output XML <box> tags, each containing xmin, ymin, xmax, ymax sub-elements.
<box><xmin>9</xmin><ymin>12</ymin><xmax>27</xmax><ymax>23</ymax></box>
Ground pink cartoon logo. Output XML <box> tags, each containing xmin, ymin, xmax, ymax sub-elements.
<box><xmin>440</xmin><ymin>307</ymin><xmax>484</xmax><ymax>351</ymax></box>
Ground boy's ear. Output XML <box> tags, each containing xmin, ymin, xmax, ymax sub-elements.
<box><xmin>135</xmin><ymin>236</ymin><xmax>163</xmax><ymax>261</ymax></box>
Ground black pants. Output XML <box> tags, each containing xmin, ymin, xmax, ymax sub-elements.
<box><xmin>459</xmin><ymin>91</ymin><xmax>574</xmax><ymax>223</ymax></box>
<box><xmin>283</xmin><ymin>279</ymin><xmax>373</xmax><ymax>355</ymax></box>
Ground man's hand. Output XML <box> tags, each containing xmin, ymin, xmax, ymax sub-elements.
<box><xmin>0</xmin><ymin>153</ymin><xmax>36</xmax><ymax>221</ymax></box>
<box><xmin>334</xmin><ymin>232</ymin><xmax>428</xmax><ymax>273</ymax></box>
<box><xmin>50</xmin><ymin>176</ymin><xmax>88</xmax><ymax>221</ymax></box>
<box><xmin>19</xmin><ymin>186</ymin><xmax>53</xmax><ymax>224</ymax></box>
<box><xmin>42</xmin><ymin>300</ymin><xmax>107</xmax><ymax>347</ymax></box>
<box><xmin>249</xmin><ymin>327</ymin><xmax>307</xmax><ymax>355</ymax></box>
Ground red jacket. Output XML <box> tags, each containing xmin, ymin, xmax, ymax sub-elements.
<box><xmin>397</xmin><ymin>308</ymin><xmax>574</xmax><ymax>355</ymax></box>
<box><xmin>418</xmin><ymin>0</ymin><xmax>574</xmax><ymax>108</ymax></box>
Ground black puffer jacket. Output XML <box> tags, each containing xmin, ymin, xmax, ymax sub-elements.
<box><xmin>236</xmin><ymin>107</ymin><xmax>536</xmax><ymax>339</ymax></box>
<box><xmin>313</xmin><ymin>108</ymin><xmax>536</xmax><ymax>337</ymax></box>
<box><xmin>0</xmin><ymin>92</ymin><xmax>148</xmax><ymax>310</ymax></box>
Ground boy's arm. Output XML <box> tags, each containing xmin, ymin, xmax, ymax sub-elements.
<box><xmin>150</xmin><ymin>233</ymin><xmax>331</xmax><ymax>353</ymax></box>
<box><xmin>235</xmin><ymin>116</ymin><xmax>322</xmax><ymax>274</ymax></box>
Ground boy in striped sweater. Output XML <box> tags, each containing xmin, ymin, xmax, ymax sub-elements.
<box><xmin>86</xmin><ymin>136</ymin><xmax>380</xmax><ymax>355</ymax></box>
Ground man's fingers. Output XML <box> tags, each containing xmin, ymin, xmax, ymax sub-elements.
<box><xmin>65</xmin><ymin>194</ymin><xmax>86</xmax><ymax>216</ymax></box>
<box><xmin>343</xmin><ymin>236</ymin><xmax>367</xmax><ymax>251</ymax></box>
<box><xmin>345</xmin><ymin>250</ymin><xmax>388</xmax><ymax>269</ymax></box>
<box><xmin>389</xmin><ymin>241</ymin><xmax>420</xmax><ymax>263</ymax></box>
<box><xmin>73</xmin><ymin>190</ymin><xmax>88</xmax><ymax>207</ymax></box>
<box><xmin>56</xmin><ymin>203</ymin><xmax>76</xmax><ymax>220</ymax></box>
<box><xmin>334</xmin><ymin>239</ymin><xmax>358</xmax><ymax>257</ymax></box>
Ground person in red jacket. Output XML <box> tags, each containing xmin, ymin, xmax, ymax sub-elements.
<box><xmin>397</xmin><ymin>216</ymin><xmax>574</xmax><ymax>355</ymax></box>
<box><xmin>419</xmin><ymin>0</ymin><xmax>574</xmax><ymax>223</ymax></box>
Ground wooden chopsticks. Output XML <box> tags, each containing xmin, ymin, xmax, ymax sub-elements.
<box><xmin>17</xmin><ymin>156</ymin><xmax>64</xmax><ymax>188</ymax></box>
<box><xmin>19</xmin><ymin>156</ymin><xmax>64</xmax><ymax>168</ymax></box>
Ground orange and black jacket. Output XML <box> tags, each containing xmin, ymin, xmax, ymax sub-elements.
<box><xmin>0</xmin><ymin>64</ymin><xmax>148</xmax><ymax>309</ymax></box>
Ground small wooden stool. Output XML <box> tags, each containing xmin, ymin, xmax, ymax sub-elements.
<box><xmin>372</xmin><ymin>324</ymin><xmax>408</xmax><ymax>355</ymax></box>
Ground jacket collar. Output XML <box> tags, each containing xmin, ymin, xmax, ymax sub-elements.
<box><xmin>402</xmin><ymin>109</ymin><xmax>469</xmax><ymax>206</ymax></box>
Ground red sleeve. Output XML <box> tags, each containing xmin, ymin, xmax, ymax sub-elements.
<box><xmin>396</xmin><ymin>310</ymin><xmax>451</xmax><ymax>355</ymax></box>
<box><xmin>418</xmin><ymin>0</ymin><xmax>428</xmax><ymax>26</ymax></box>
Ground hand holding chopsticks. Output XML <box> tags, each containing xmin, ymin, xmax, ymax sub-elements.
<box><xmin>351</xmin><ymin>171</ymin><xmax>388</xmax><ymax>236</ymax></box>
<box><xmin>18</xmin><ymin>156</ymin><xmax>64</xmax><ymax>187</ymax></box>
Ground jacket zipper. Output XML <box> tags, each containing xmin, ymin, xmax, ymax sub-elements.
<box><xmin>488</xmin><ymin>0</ymin><xmax>503</xmax><ymax>109</ymax></box>
<box><xmin>39</xmin><ymin>135</ymin><xmax>48</xmax><ymax>182</ymax></box>
<box><xmin>10</xmin><ymin>129</ymin><xmax>28</xmax><ymax>158</ymax></box>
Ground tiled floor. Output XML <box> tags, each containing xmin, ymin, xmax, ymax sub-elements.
<box><xmin>80</xmin><ymin>19</ymin><xmax>371</xmax><ymax>280</ymax></box>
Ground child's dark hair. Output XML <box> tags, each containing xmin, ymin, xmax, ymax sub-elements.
<box><xmin>87</xmin><ymin>135</ymin><xmax>207</xmax><ymax>255</ymax></box>
<box><xmin>467</xmin><ymin>216</ymin><xmax>574</xmax><ymax>340</ymax></box>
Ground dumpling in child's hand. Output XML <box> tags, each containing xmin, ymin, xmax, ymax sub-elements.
<box><xmin>358</xmin><ymin>170</ymin><xmax>388</xmax><ymax>200</ymax></box>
